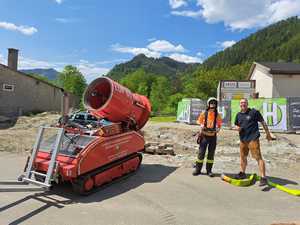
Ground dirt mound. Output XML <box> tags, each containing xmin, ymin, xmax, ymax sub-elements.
<box><xmin>142</xmin><ymin>122</ymin><xmax>300</xmax><ymax>173</ymax></box>
<box><xmin>0</xmin><ymin>112</ymin><xmax>60</xmax><ymax>152</ymax></box>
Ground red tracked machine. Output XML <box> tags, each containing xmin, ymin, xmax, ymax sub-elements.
<box><xmin>18</xmin><ymin>77</ymin><xmax>151</xmax><ymax>195</ymax></box>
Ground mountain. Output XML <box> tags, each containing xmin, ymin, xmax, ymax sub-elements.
<box><xmin>107</xmin><ymin>54</ymin><xmax>199</xmax><ymax>81</ymax></box>
<box><xmin>202</xmin><ymin>17</ymin><xmax>300</xmax><ymax>69</ymax></box>
<box><xmin>108</xmin><ymin>17</ymin><xmax>300</xmax><ymax>83</ymax></box>
<box><xmin>21</xmin><ymin>68</ymin><xmax>59</xmax><ymax>80</ymax></box>
<box><xmin>97</xmin><ymin>17</ymin><xmax>300</xmax><ymax>115</ymax></box>
<box><xmin>177</xmin><ymin>17</ymin><xmax>300</xmax><ymax>103</ymax></box>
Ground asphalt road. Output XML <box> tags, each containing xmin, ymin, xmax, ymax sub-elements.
<box><xmin>0</xmin><ymin>152</ymin><xmax>299</xmax><ymax>225</ymax></box>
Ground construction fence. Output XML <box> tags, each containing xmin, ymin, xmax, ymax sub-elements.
<box><xmin>176</xmin><ymin>98</ymin><xmax>206</xmax><ymax>125</ymax></box>
<box><xmin>176</xmin><ymin>97</ymin><xmax>300</xmax><ymax>132</ymax></box>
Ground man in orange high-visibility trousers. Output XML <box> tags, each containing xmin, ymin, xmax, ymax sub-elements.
<box><xmin>193</xmin><ymin>97</ymin><xmax>222</xmax><ymax>177</ymax></box>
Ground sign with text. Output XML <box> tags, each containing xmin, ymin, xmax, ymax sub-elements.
<box><xmin>176</xmin><ymin>99</ymin><xmax>190</xmax><ymax>123</ymax></box>
<box><xmin>288</xmin><ymin>97</ymin><xmax>300</xmax><ymax>130</ymax></box>
<box><xmin>218</xmin><ymin>80</ymin><xmax>255</xmax><ymax>101</ymax></box>
<box><xmin>231</xmin><ymin>98</ymin><xmax>287</xmax><ymax>131</ymax></box>
<box><xmin>223</xmin><ymin>81</ymin><xmax>237</xmax><ymax>89</ymax></box>
<box><xmin>238</xmin><ymin>82</ymin><xmax>251</xmax><ymax>88</ymax></box>
<box><xmin>177</xmin><ymin>98</ymin><xmax>206</xmax><ymax>124</ymax></box>
<box><xmin>218</xmin><ymin>101</ymin><xmax>231</xmax><ymax>127</ymax></box>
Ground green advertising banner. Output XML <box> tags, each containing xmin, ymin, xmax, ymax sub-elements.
<box><xmin>176</xmin><ymin>99</ymin><xmax>191</xmax><ymax>123</ymax></box>
<box><xmin>231</xmin><ymin>98</ymin><xmax>287</xmax><ymax>131</ymax></box>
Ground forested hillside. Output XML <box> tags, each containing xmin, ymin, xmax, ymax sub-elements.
<box><xmin>203</xmin><ymin>17</ymin><xmax>300</xmax><ymax>69</ymax></box>
<box><xmin>107</xmin><ymin>54</ymin><xmax>198</xmax><ymax>81</ymax></box>
<box><xmin>21</xmin><ymin>68</ymin><xmax>59</xmax><ymax>80</ymax></box>
<box><xmin>107</xmin><ymin>17</ymin><xmax>300</xmax><ymax>115</ymax></box>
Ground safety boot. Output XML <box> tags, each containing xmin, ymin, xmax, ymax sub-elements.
<box><xmin>259</xmin><ymin>177</ymin><xmax>268</xmax><ymax>186</ymax></box>
<box><xmin>234</xmin><ymin>171</ymin><xmax>247</xmax><ymax>179</ymax></box>
<box><xmin>192</xmin><ymin>163</ymin><xmax>203</xmax><ymax>176</ymax></box>
<box><xmin>206</xmin><ymin>162</ymin><xmax>214</xmax><ymax>177</ymax></box>
<box><xmin>207</xmin><ymin>172</ymin><xmax>214</xmax><ymax>177</ymax></box>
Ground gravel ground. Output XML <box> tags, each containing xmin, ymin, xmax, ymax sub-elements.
<box><xmin>0</xmin><ymin>114</ymin><xmax>299</xmax><ymax>225</ymax></box>
<box><xmin>143</xmin><ymin>121</ymin><xmax>300</xmax><ymax>177</ymax></box>
<box><xmin>1</xmin><ymin>113</ymin><xmax>300</xmax><ymax>176</ymax></box>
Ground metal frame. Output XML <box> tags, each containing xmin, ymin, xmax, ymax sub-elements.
<box><xmin>0</xmin><ymin>126</ymin><xmax>64</xmax><ymax>192</ymax></box>
<box><xmin>22</xmin><ymin>127</ymin><xmax>64</xmax><ymax>188</ymax></box>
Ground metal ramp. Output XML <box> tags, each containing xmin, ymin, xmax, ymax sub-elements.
<box><xmin>0</xmin><ymin>126</ymin><xmax>64</xmax><ymax>192</ymax></box>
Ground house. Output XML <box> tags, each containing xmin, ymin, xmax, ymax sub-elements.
<box><xmin>0</xmin><ymin>48</ymin><xmax>78</xmax><ymax>118</ymax></box>
<box><xmin>248</xmin><ymin>62</ymin><xmax>300</xmax><ymax>98</ymax></box>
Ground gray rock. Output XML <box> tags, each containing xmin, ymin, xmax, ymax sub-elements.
<box><xmin>164</xmin><ymin>147</ymin><xmax>175</xmax><ymax>156</ymax></box>
<box><xmin>145</xmin><ymin>142</ymin><xmax>159</xmax><ymax>148</ymax></box>
<box><xmin>145</xmin><ymin>146</ymin><xmax>158</xmax><ymax>154</ymax></box>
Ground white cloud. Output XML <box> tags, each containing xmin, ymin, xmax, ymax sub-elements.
<box><xmin>171</xmin><ymin>0</ymin><xmax>300</xmax><ymax>30</ymax></box>
<box><xmin>0</xmin><ymin>21</ymin><xmax>38</xmax><ymax>35</ymax></box>
<box><xmin>55</xmin><ymin>18</ymin><xmax>79</xmax><ymax>23</ymax></box>
<box><xmin>1</xmin><ymin>52</ymin><xmax>53</xmax><ymax>68</ymax></box>
<box><xmin>19</xmin><ymin>57</ymin><xmax>53</xmax><ymax>69</ymax></box>
<box><xmin>112</xmin><ymin>44</ymin><xmax>161</xmax><ymax>58</ymax></box>
<box><xmin>95</xmin><ymin>59</ymin><xmax>126</xmax><ymax>65</ymax></box>
<box><xmin>218</xmin><ymin>40</ymin><xmax>236</xmax><ymax>49</ymax></box>
<box><xmin>17</xmin><ymin>56</ymin><xmax>110</xmax><ymax>83</ymax></box>
<box><xmin>169</xmin><ymin>0</ymin><xmax>188</xmax><ymax>9</ymax></box>
<box><xmin>197</xmin><ymin>0</ymin><xmax>271</xmax><ymax>30</ymax></box>
<box><xmin>77</xmin><ymin>60</ymin><xmax>110</xmax><ymax>83</ymax></box>
<box><xmin>0</xmin><ymin>53</ymin><xmax>5</xmax><ymax>64</ymax></box>
<box><xmin>54</xmin><ymin>0</ymin><xmax>63</xmax><ymax>4</ymax></box>
<box><xmin>171</xmin><ymin>10</ymin><xmax>202</xmax><ymax>19</ymax></box>
<box><xmin>112</xmin><ymin>40</ymin><xmax>201</xmax><ymax>63</ymax></box>
<box><xmin>169</xmin><ymin>53</ymin><xmax>202</xmax><ymax>63</ymax></box>
<box><xmin>148</xmin><ymin>37</ymin><xmax>157</xmax><ymax>42</ymax></box>
<box><xmin>268</xmin><ymin>0</ymin><xmax>300</xmax><ymax>24</ymax></box>
<box><xmin>196</xmin><ymin>51</ymin><xmax>205</xmax><ymax>57</ymax></box>
<box><xmin>147</xmin><ymin>40</ymin><xmax>185</xmax><ymax>53</ymax></box>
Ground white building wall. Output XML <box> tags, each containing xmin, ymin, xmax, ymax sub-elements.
<box><xmin>251</xmin><ymin>67</ymin><xmax>273</xmax><ymax>98</ymax></box>
<box><xmin>273</xmin><ymin>75</ymin><xmax>300</xmax><ymax>97</ymax></box>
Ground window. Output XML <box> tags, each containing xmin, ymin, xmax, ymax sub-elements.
<box><xmin>3</xmin><ymin>84</ymin><xmax>15</xmax><ymax>92</ymax></box>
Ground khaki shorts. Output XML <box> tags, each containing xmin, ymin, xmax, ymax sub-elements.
<box><xmin>240</xmin><ymin>139</ymin><xmax>262</xmax><ymax>160</ymax></box>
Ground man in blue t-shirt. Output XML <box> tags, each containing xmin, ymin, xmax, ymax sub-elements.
<box><xmin>234</xmin><ymin>98</ymin><xmax>272</xmax><ymax>186</ymax></box>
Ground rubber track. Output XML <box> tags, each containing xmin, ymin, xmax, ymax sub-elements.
<box><xmin>74</xmin><ymin>152</ymin><xmax>143</xmax><ymax>195</ymax></box>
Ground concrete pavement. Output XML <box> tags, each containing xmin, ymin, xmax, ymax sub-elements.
<box><xmin>0</xmin><ymin>152</ymin><xmax>299</xmax><ymax>225</ymax></box>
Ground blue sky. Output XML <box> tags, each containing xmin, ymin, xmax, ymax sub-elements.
<box><xmin>0</xmin><ymin>0</ymin><xmax>300</xmax><ymax>82</ymax></box>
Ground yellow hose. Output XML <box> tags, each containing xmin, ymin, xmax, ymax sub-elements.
<box><xmin>267</xmin><ymin>180</ymin><xmax>300</xmax><ymax>196</ymax></box>
<box><xmin>221</xmin><ymin>174</ymin><xmax>256</xmax><ymax>187</ymax></box>
<box><xmin>221</xmin><ymin>174</ymin><xmax>300</xmax><ymax>197</ymax></box>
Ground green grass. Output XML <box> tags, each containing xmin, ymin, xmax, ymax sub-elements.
<box><xmin>149</xmin><ymin>116</ymin><xmax>177</xmax><ymax>123</ymax></box>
